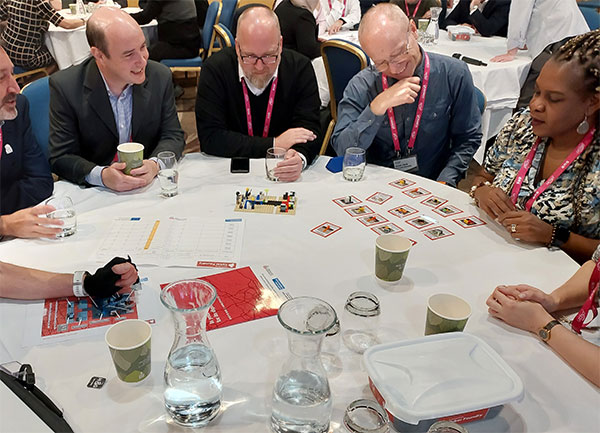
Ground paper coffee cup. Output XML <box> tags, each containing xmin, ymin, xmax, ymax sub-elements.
<box><xmin>69</xmin><ymin>3</ymin><xmax>77</xmax><ymax>14</ymax></box>
<box><xmin>425</xmin><ymin>293</ymin><xmax>471</xmax><ymax>335</ymax></box>
<box><xmin>117</xmin><ymin>142</ymin><xmax>144</xmax><ymax>175</ymax></box>
<box><xmin>105</xmin><ymin>319</ymin><xmax>151</xmax><ymax>383</ymax></box>
<box><xmin>375</xmin><ymin>234</ymin><xmax>412</xmax><ymax>283</ymax></box>
<box><xmin>418</xmin><ymin>18</ymin><xmax>429</xmax><ymax>32</ymax></box>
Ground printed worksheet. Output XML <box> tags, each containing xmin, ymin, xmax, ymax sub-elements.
<box><xmin>95</xmin><ymin>217</ymin><xmax>245</xmax><ymax>268</ymax></box>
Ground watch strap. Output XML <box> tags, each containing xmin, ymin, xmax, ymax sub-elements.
<box><xmin>73</xmin><ymin>270</ymin><xmax>87</xmax><ymax>297</ymax></box>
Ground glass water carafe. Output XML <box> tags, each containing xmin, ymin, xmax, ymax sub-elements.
<box><xmin>160</xmin><ymin>280</ymin><xmax>223</xmax><ymax>428</ymax></box>
<box><xmin>426</xmin><ymin>7</ymin><xmax>442</xmax><ymax>44</ymax></box>
<box><xmin>271</xmin><ymin>297</ymin><xmax>338</xmax><ymax>433</ymax></box>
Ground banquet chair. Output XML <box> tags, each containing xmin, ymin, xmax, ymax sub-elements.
<box><xmin>213</xmin><ymin>23</ymin><xmax>235</xmax><ymax>50</ymax></box>
<box><xmin>20</xmin><ymin>76</ymin><xmax>50</xmax><ymax>157</ymax></box>
<box><xmin>579</xmin><ymin>4</ymin><xmax>600</xmax><ymax>30</ymax></box>
<box><xmin>14</xmin><ymin>65</ymin><xmax>49</xmax><ymax>85</ymax></box>
<box><xmin>320</xmin><ymin>39</ymin><xmax>370</xmax><ymax>155</ymax></box>
<box><xmin>219</xmin><ymin>0</ymin><xmax>239</xmax><ymax>30</ymax></box>
<box><xmin>236</xmin><ymin>0</ymin><xmax>275</xmax><ymax>9</ymax></box>
<box><xmin>160</xmin><ymin>1</ymin><xmax>222</xmax><ymax>78</ymax></box>
<box><xmin>474</xmin><ymin>87</ymin><xmax>486</xmax><ymax>115</ymax></box>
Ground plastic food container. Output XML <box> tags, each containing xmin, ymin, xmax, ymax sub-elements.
<box><xmin>363</xmin><ymin>333</ymin><xmax>524</xmax><ymax>432</ymax></box>
<box><xmin>447</xmin><ymin>26</ymin><xmax>475</xmax><ymax>41</ymax></box>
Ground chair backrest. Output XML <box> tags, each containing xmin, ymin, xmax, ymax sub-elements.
<box><xmin>237</xmin><ymin>0</ymin><xmax>274</xmax><ymax>8</ymax></box>
<box><xmin>220</xmin><ymin>0</ymin><xmax>239</xmax><ymax>29</ymax></box>
<box><xmin>214</xmin><ymin>23</ymin><xmax>235</xmax><ymax>50</ymax></box>
<box><xmin>474</xmin><ymin>86</ymin><xmax>486</xmax><ymax>115</ymax></box>
<box><xmin>579</xmin><ymin>5</ymin><xmax>600</xmax><ymax>30</ymax></box>
<box><xmin>203</xmin><ymin>1</ymin><xmax>222</xmax><ymax>54</ymax></box>
<box><xmin>21</xmin><ymin>76</ymin><xmax>50</xmax><ymax>157</ymax></box>
<box><xmin>321</xmin><ymin>39</ymin><xmax>370</xmax><ymax>120</ymax></box>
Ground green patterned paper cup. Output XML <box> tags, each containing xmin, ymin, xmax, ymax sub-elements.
<box><xmin>425</xmin><ymin>293</ymin><xmax>471</xmax><ymax>335</ymax></box>
<box><xmin>375</xmin><ymin>234</ymin><xmax>412</xmax><ymax>283</ymax></box>
<box><xmin>117</xmin><ymin>142</ymin><xmax>144</xmax><ymax>175</ymax></box>
<box><xmin>105</xmin><ymin>319</ymin><xmax>151</xmax><ymax>383</ymax></box>
<box><xmin>418</xmin><ymin>18</ymin><xmax>429</xmax><ymax>32</ymax></box>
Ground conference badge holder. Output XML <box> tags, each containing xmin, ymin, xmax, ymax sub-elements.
<box><xmin>392</xmin><ymin>153</ymin><xmax>419</xmax><ymax>174</ymax></box>
<box><xmin>0</xmin><ymin>361</ymin><xmax>73</xmax><ymax>432</ymax></box>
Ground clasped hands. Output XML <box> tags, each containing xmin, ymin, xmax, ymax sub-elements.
<box><xmin>473</xmin><ymin>185</ymin><xmax>553</xmax><ymax>245</ymax></box>
<box><xmin>101</xmin><ymin>159</ymin><xmax>159</xmax><ymax>192</ymax></box>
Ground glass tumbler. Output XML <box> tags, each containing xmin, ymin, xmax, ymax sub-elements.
<box><xmin>343</xmin><ymin>147</ymin><xmax>366</xmax><ymax>181</ymax></box>
<box><xmin>157</xmin><ymin>151</ymin><xmax>179</xmax><ymax>197</ymax></box>
<box><xmin>45</xmin><ymin>195</ymin><xmax>77</xmax><ymax>237</ymax></box>
<box><xmin>342</xmin><ymin>291</ymin><xmax>381</xmax><ymax>354</ymax></box>
<box><xmin>266</xmin><ymin>147</ymin><xmax>287</xmax><ymax>181</ymax></box>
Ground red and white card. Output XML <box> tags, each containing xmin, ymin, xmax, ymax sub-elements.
<box><xmin>388</xmin><ymin>205</ymin><xmax>418</xmax><ymax>218</ymax></box>
<box><xmin>405</xmin><ymin>215</ymin><xmax>437</xmax><ymax>229</ymax></box>
<box><xmin>422</xmin><ymin>226</ymin><xmax>454</xmax><ymax>240</ymax></box>
<box><xmin>453</xmin><ymin>215</ymin><xmax>487</xmax><ymax>229</ymax></box>
<box><xmin>333</xmin><ymin>196</ymin><xmax>361</xmax><ymax>207</ymax></box>
<box><xmin>421</xmin><ymin>196</ymin><xmax>448</xmax><ymax>208</ymax></box>
<box><xmin>389</xmin><ymin>178</ymin><xmax>416</xmax><ymax>189</ymax></box>
<box><xmin>366</xmin><ymin>192</ymin><xmax>393</xmax><ymax>205</ymax></box>
<box><xmin>345</xmin><ymin>204</ymin><xmax>374</xmax><ymax>217</ymax></box>
<box><xmin>370</xmin><ymin>223</ymin><xmax>403</xmax><ymax>235</ymax></box>
<box><xmin>311</xmin><ymin>222</ymin><xmax>342</xmax><ymax>238</ymax></box>
<box><xmin>432</xmin><ymin>204</ymin><xmax>463</xmax><ymax>218</ymax></box>
<box><xmin>402</xmin><ymin>187</ymin><xmax>431</xmax><ymax>198</ymax></box>
<box><xmin>357</xmin><ymin>213</ymin><xmax>389</xmax><ymax>227</ymax></box>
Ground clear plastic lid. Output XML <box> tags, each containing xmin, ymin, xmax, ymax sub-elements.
<box><xmin>363</xmin><ymin>333</ymin><xmax>524</xmax><ymax>425</ymax></box>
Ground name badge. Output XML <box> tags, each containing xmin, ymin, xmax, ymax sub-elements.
<box><xmin>393</xmin><ymin>155</ymin><xmax>418</xmax><ymax>173</ymax></box>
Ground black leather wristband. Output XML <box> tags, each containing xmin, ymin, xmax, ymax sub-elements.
<box><xmin>552</xmin><ymin>226</ymin><xmax>570</xmax><ymax>248</ymax></box>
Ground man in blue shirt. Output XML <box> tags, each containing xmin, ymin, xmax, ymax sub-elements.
<box><xmin>331</xmin><ymin>3</ymin><xmax>481</xmax><ymax>187</ymax></box>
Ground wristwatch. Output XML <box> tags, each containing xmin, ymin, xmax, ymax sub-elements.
<box><xmin>73</xmin><ymin>270</ymin><xmax>88</xmax><ymax>297</ymax></box>
<box><xmin>538</xmin><ymin>320</ymin><xmax>560</xmax><ymax>342</ymax></box>
<box><xmin>552</xmin><ymin>226</ymin><xmax>571</xmax><ymax>248</ymax></box>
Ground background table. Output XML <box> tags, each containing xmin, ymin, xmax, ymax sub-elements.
<box><xmin>45</xmin><ymin>8</ymin><xmax>157</xmax><ymax>70</ymax></box>
<box><xmin>1</xmin><ymin>154</ymin><xmax>597</xmax><ymax>433</ymax></box>
<box><xmin>321</xmin><ymin>30</ymin><xmax>533</xmax><ymax>162</ymax></box>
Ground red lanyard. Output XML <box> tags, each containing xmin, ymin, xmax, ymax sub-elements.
<box><xmin>0</xmin><ymin>128</ymin><xmax>3</xmax><ymax>161</ymax></box>
<box><xmin>241</xmin><ymin>76</ymin><xmax>278</xmax><ymax>138</ymax></box>
<box><xmin>404</xmin><ymin>0</ymin><xmax>423</xmax><ymax>18</ymax></box>
<box><xmin>328</xmin><ymin>0</ymin><xmax>347</xmax><ymax>16</ymax></box>
<box><xmin>381</xmin><ymin>51</ymin><xmax>430</xmax><ymax>155</ymax></box>
<box><xmin>572</xmin><ymin>261</ymin><xmax>600</xmax><ymax>334</ymax></box>
<box><xmin>510</xmin><ymin>128</ymin><xmax>595</xmax><ymax>211</ymax></box>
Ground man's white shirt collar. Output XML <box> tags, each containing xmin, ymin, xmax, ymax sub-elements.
<box><xmin>238</xmin><ymin>63</ymin><xmax>279</xmax><ymax>96</ymax></box>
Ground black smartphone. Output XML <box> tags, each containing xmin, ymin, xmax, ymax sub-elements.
<box><xmin>230</xmin><ymin>157</ymin><xmax>250</xmax><ymax>173</ymax></box>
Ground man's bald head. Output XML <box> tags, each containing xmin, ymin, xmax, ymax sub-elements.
<box><xmin>358</xmin><ymin>3</ymin><xmax>410</xmax><ymax>45</ymax></box>
<box><xmin>86</xmin><ymin>7</ymin><xmax>142</xmax><ymax>57</ymax></box>
<box><xmin>236</xmin><ymin>6</ymin><xmax>281</xmax><ymax>45</ymax></box>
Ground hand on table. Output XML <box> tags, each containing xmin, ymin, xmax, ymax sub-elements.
<box><xmin>0</xmin><ymin>205</ymin><xmax>62</xmax><ymax>239</ymax></box>
<box><xmin>101</xmin><ymin>161</ymin><xmax>154</xmax><ymax>192</ymax></box>
<box><xmin>473</xmin><ymin>184</ymin><xmax>515</xmax><ymax>219</ymax></box>
<box><xmin>328</xmin><ymin>20</ymin><xmax>343</xmax><ymax>34</ymax></box>
<box><xmin>491</xmin><ymin>48</ymin><xmax>518</xmax><ymax>63</ymax></box>
<box><xmin>497</xmin><ymin>284</ymin><xmax>559</xmax><ymax>313</ymax></box>
<box><xmin>370</xmin><ymin>77</ymin><xmax>421</xmax><ymax>116</ymax></box>
<box><xmin>497</xmin><ymin>210</ymin><xmax>553</xmax><ymax>244</ymax></box>
<box><xmin>84</xmin><ymin>257</ymin><xmax>139</xmax><ymax>298</ymax></box>
<box><xmin>274</xmin><ymin>149</ymin><xmax>303</xmax><ymax>182</ymax></box>
<box><xmin>486</xmin><ymin>285</ymin><xmax>554</xmax><ymax>333</ymax></box>
<box><xmin>130</xmin><ymin>159</ymin><xmax>160</xmax><ymax>184</ymax></box>
<box><xmin>275</xmin><ymin>128</ymin><xmax>317</xmax><ymax>150</ymax></box>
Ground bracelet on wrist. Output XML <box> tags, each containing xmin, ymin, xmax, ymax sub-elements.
<box><xmin>73</xmin><ymin>270</ymin><xmax>88</xmax><ymax>297</ymax></box>
<box><xmin>469</xmin><ymin>180</ymin><xmax>491</xmax><ymax>205</ymax></box>
<box><xmin>547</xmin><ymin>225</ymin><xmax>570</xmax><ymax>249</ymax></box>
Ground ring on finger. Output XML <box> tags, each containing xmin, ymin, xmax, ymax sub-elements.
<box><xmin>510</xmin><ymin>223</ymin><xmax>517</xmax><ymax>233</ymax></box>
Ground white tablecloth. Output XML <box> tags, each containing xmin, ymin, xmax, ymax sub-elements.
<box><xmin>321</xmin><ymin>30</ymin><xmax>533</xmax><ymax>162</ymax></box>
<box><xmin>45</xmin><ymin>8</ymin><xmax>158</xmax><ymax>70</ymax></box>
<box><xmin>1</xmin><ymin>154</ymin><xmax>597</xmax><ymax>433</ymax></box>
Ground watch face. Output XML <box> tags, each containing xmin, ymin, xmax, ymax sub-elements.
<box><xmin>539</xmin><ymin>329</ymin><xmax>550</xmax><ymax>341</ymax></box>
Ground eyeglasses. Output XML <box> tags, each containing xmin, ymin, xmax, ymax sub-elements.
<box><xmin>239</xmin><ymin>44</ymin><xmax>280</xmax><ymax>66</ymax></box>
<box><xmin>372</xmin><ymin>30</ymin><xmax>412</xmax><ymax>72</ymax></box>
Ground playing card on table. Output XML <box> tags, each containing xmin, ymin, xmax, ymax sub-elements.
<box><xmin>422</xmin><ymin>226</ymin><xmax>454</xmax><ymax>240</ymax></box>
<box><xmin>421</xmin><ymin>196</ymin><xmax>448</xmax><ymax>208</ymax></box>
<box><xmin>371</xmin><ymin>223</ymin><xmax>403</xmax><ymax>235</ymax></box>
<box><xmin>432</xmin><ymin>204</ymin><xmax>463</xmax><ymax>217</ymax></box>
<box><xmin>402</xmin><ymin>187</ymin><xmax>431</xmax><ymax>198</ymax></box>
<box><xmin>311</xmin><ymin>222</ymin><xmax>342</xmax><ymax>238</ymax></box>
<box><xmin>388</xmin><ymin>205</ymin><xmax>418</xmax><ymax>218</ymax></box>
<box><xmin>345</xmin><ymin>204</ymin><xmax>374</xmax><ymax>217</ymax></box>
<box><xmin>366</xmin><ymin>192</ymin><xmax>393</xmax><ymax>205</ymax></box>
<box><xmin>453</xmin><ymin>215</ymin><xmax>487</xmax><ymax>228</ymax></box>
<box><xmin>333</xmin><ymin>195</ymin><xmax>361</xmax><ymax>207</ymax></box>
<box><xmin>389</xmin><ymin>178</ymin><xmax>416</xmax><ymax>189</ymax></box>
<box><xmin>357</xmin><ymin>213</ymin><xmax>388</xmax><ymax>227</ymax></box>
<box><xmin>405</xmin><ymin>215</ymin><xmax>437</xmax><ymax>229</ymax></box>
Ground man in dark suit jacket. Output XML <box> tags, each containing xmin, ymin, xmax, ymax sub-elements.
<box><xmin>49</xmin><ymin>7</ymin><xmax>184</xmax><ymax>191</ymax></box>
<box><xmin>0</xmin><ymin>46</ymin><xmax>59</xmax><ymax>239</ymax></box>
<box><xmin>444</xmin><ymin>0</ymin><xmax>510</xmax><ymax>37</ymax></box>
<box><xmin>196</xmin><ymin>7</ymin><xmax>321</xmax><ymax>182</ymax></box>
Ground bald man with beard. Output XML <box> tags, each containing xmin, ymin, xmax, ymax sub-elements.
<box><xmin>195</xmin><ymin>6</ymin><xmax>321</xmax><ymax>182</ymax></box>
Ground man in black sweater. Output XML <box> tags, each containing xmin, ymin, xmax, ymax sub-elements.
<box><xmin>195</xmin><ymin>6</ymin><xmax>321</xmax><ymax>182</ymax></box>
<box><xmin>444</xmin><ymin>0</ymin><xmax>511</xmax><ymax>37</ymax></box>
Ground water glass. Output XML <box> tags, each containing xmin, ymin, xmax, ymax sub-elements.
<box><xmin>157</xmin><ymin>151</ymin><xmax>179</xmax><ymax>197</ymax></box>
<box><xmin>45</xmin><ymin>195</ymin><xmax>77</xmax><ymax>237</ymax></box>
<box><xmin>342</xmin><ymin>291</ymin><xmax>380</xmax><ymax>354</ymax></box>
<box><xmin>265</xmin><ymin>147</ymin><xmax>286</xmax><ymax>181</ymax></box>
<box><xmin>343</xmin><ymin>147</ymin><xmax>366</xmax><ymax>181</ymax></box>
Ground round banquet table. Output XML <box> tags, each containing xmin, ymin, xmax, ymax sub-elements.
<box><xmin>44</xmin><ymin>8</ymin><xmax>158</xmax><ymax>70</ymax></box>
<box><xmin>320</xmin><ymin>30</ymin><xmax>533</xmax><ymax>163</ymax></box>
<box><xmin>0</xmin><ymin>154</ymin><xmax>597</xmax><ymax>433</ymax></box>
